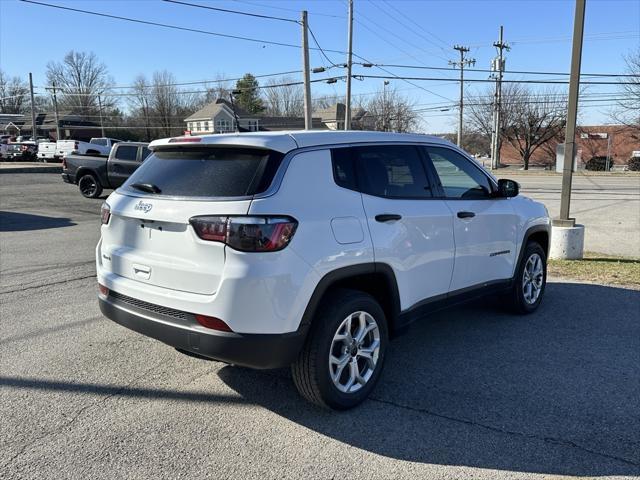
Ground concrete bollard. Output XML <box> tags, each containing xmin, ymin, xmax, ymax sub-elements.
<box><xmin>550</xmin><ymin>224</ymin><xmax>585</xmax><ymax>260</ymax></box>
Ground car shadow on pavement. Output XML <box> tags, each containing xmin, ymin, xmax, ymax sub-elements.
<box><xmin>0</xmin><ymin>211</ymin><xmax>76</xmax><ymax>232</ymax></box>
<box><xmin>218</xmin><ymin>282</ymin><xmax>640</xmax><ymax>477</ymax></box>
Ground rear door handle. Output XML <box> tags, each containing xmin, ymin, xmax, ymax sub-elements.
<box><xmin>457</xmin><ymin>211</ymin><xmax>475</xmax><ymax>219</ymax></box>
<box><xmin>375</xmin><ymin>214</ymin><xmax>402</xmax><ymax>222</ymax></box>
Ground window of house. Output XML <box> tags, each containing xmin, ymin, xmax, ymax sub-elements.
<box><xmin>247</xmin><ymin>120</ymin><xmax>259</xmax><ymax>132</ymax></box>
<box><xmin>204</xmin><ymin>121</ymin><xmax>209</xmax><ymax>132</ymax></box>
<box><xmin>196</xmin><ymin>122</ymin><xmax>201</xmax><ymax>132</ymax></box>
<box><xmin>423</xmin><ymin>146</ymin><xmax>492</xmax><ymax>199</ymax></box>
<box><xmin>216</xmin><ymin>119</ymin><xmax>231</xmax><ymax>132</ymax></box>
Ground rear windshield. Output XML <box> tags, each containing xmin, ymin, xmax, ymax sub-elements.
<box><xmin>121</xmin><ymin>147</ymin><xmax>285</xmax><ymax>197</ymax></box>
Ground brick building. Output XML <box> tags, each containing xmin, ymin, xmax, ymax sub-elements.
<box><xmin>499</xmin><ymin>125</ymin><xmax>639</xmax><ymax>168</ymax></box>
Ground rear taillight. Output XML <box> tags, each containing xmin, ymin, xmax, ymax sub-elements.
<box><xmin>61</xmin><ymin>158</ymin><xmax>67</xmax><ymax>169</ymax></box>
<box><xmin>100</xmin><ymin>203</ymin><xmax>111</xmax><ymax>225</ymax></box>
<box><xmin>195</xmin><ymin>314</ymin><xmax>233</xmax><ymax>332</ymax></box>
<box><xmin>190</xmin><ymin>216</ymin><xmax>297</xmax><ymax>252</ymax></box>
<box><xmin>98</xmin><ymin>283</ymin><xmax>109</xmax><ymax>296</ymax></box>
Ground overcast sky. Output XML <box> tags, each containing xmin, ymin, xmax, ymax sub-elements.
<box><xmin>1</xmin><ymin>0</ymin><xmax>638</xmax><ymax>132</ymax></box>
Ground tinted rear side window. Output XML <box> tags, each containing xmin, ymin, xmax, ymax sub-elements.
<box><xmin>354</xmin><ymin>145</ymin><xmax>432</xmax><ymax>198</ymax></box>
<box><xmin>114</xmin><ymin>145</ymin><xmax>138</xmax><ymax>161</ymax></box>
<box><xmin>331</xmin><ymin>147</ymin><xmax>358</xmax><ymax>190</ymax></box>
<box><xmin>121</xmin><ymin>147</ymin><xmax>284</xmax><ymax>197</ymax></box>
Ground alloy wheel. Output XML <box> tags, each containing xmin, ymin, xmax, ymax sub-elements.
<box><xmin>522</xmin><ymin>253</ymin><xmax>544</xmax><ymax>304</ymax></box>
<box><xmin>328</xmin><ymin>311</ymin><xmax>381</xmax><ymax>394</ymax></box>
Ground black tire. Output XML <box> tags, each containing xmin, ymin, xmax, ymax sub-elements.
<box><xmin>292</xmin><ymin>289</ymin><xmax>389</xmax><ymax>410</ymax></box>
<box><xmin>511</xmin><ymin>241</ymin><xmax>547</xmax><ymax>314</ymax></box>
<box><xmin>78</xmin><ymin>173</ymin><xmax>103</xmax><ymax>199</ymax></box>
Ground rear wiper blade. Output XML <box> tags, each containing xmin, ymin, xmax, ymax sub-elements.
<box><xmin>131</xmin><ymin>182</ymin><xmax>161</xmax><ymax>194</ymax></box>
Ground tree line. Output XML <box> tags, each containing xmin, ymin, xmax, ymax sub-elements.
<box><xmin>1</xmin><ymin>48</ymin><xmax>637</xmax><ymax>168</ymax></box>
<box><xmin>0</xmin><ymin>50</ymin><xmax>420</xmax><ymax>142</ymax></box>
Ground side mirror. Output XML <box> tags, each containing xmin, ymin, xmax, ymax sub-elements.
<box><xmin>497</xmin><ymin>178</ymin><xmax>519</xmax><ymax>198</ymax></box>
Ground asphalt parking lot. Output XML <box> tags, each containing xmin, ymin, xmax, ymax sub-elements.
<box><xmin>503</xmin><ymin>172</ymin><xmax>640</xmax><ymax>258</ymax></box>
<box><xmin>1</xmin><ymin>173</ymin><xmax>639</xmax><ymax>479</ymax></box>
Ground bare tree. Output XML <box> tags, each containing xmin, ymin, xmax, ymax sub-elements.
<box><xmin>466</xmin><ymin>84</ymin><xmax>566</xmax><ymax>169</ymax></box>
<box><xmin>203</xmin><ymin>74</ymin><xmax>232</xmax><ymax>105</ymax></box>
<box><xmin>263</xmin><ymin>76</ymin><xmax>304</xmax><ymax>117</ymax></box>
<box><xmin>149</xmin><ymin>70</ymin><xmax>181</xmax><ymax>138</ymax></box>
<box><xmin>611</xmin><ymin>48</ymin><xmax>640</xmax><ymax>139</ymax></box>
<box><xmin>46</xmin><ymin>51</ymin><xmax>115</xmax><ymax>120</ymax></box>
<box><xmin>0</xmin><ymin>70</ymin><xmax>29</xmax><ymax>114</ymax></box>
<box><xmin>362</xmin><ymin>85</ymin><xmax>419</xmax><ymax>132</ymax></box>
<box><xmin>128</xmin><ymin>75</ymin><xmax>153</xmax><ymax>141</ymax></box>
<box><xmin>313</xmin><ymin>94</ymin><xmax>340</xmax><ymax>111</ymax></box>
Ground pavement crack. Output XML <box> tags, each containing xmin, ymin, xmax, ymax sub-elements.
<box><xmin>368</xmin><ymin>396</ymin><xmax>639</xmax><ymax>468</ymax></box>
<box><xmin>0</xmin><ymin>361</ymin><xmax>165</xmax><ymax>471</ymax></box>
<box><xmin>0</xmin><ymin>274</ymin><xmax>96</xmax><ymax>295</ymax></box>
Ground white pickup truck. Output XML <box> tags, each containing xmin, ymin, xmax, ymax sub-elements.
<box><xmin>57</xmin><ymin>138</ymin><xmax>122</xmax><ymax>158</ymax></box>
<box><xmin>37</xmin><ymin>141</ymin><xmax>59</xmax><ymax>162</ymax></box>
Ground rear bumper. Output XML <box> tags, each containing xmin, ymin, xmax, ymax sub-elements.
<box><xmin>61</xmin><ymin>173</ymin><xmax>75</xmax><ymax>184</ymax></box>
<box><xmin>99</xmin><ymin>293</ymin><xmax>308</xmax><ymax>369</ymax></box>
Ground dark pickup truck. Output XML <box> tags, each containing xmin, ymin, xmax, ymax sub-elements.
<box><xmin>62</xmin><ymin>142</ymin><xmax>150</xmax><ymax>198</ymax></box>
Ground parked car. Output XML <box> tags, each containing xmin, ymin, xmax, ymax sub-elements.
<box><xmin>62</xmin><ymin>142</ymin><xmax>150</xmax><ymax>198</ymax></box>
<box><xmin>37</xmin><ymin>141</ymin><xmax>59</xmax><ymax>162</ymax></box>
<box><xmin>4</xmin><ymin>142</ymin><xmax>37</xmax><ymax>161</ymax></box>
<box><xmin>57</xmin><ymin>137</ymin><xmax>122</xmax><ymax>158</ymax></box>
<box><xmin>96</xmin><ymin>131</ymin><xmax>550</xmax><ymax>410</ymax></box>
<box><xmin>0</xmin><ymin>140</ymin><xmax>8</xmax><ymax>160</ymax></box>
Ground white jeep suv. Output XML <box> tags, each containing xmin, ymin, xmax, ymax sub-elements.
<box><xmin>97</xmin><ymin>131</ymin><xmax>550</xmax><ymax>409</ymax></box>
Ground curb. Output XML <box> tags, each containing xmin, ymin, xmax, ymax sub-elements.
<box><xmin>0</xmin><ymin>166</ymin><xmax>62</xmax><ymax>174</ymax></box>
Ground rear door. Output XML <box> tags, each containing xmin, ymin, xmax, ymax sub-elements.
<box><xmin>422</xmin><ymin>145</ymin><xmax>518</xmax><ymax>292</ymax></box>
<box><xmin>342</xmin><ymin>144</ymin><xmax>455</xmax><ymax>310</ymax></box>
<box><xmin>99</xmin><ymin>146</ymin><xmax>285</xmax><ymax>295</ymax></box>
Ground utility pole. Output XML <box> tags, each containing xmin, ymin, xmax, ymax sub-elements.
<box><xmin>344</xmin><ymin>0</ymin><xmax>354</xmax><ymax>130</ymax></box>
<box><xmin>490</xmin><ymin>26</ymin><xmax>509</xmax><ymax>170</ymax></box>
<box><xmin>383</xmin><ymin>80</ymin><xmax>389</xmax><ymax>131</ymax></box>
<box><xmin>49</xmin><ymin>82</ymin><xmax>61</xmax><ymax>141</ymax></box>
<box><xmin>29</xmin><ymin>73</ymin><xmax>37</xmax><ymax>141</ymax></box>
<box><xmin>549</xmin><ymin>0</ymin><xmax>586</xmax><ymax>261</ymax></box>
<box><xmin>97</xmin><ymin>94</ymin><xmax>106</xmax><ymax>137</ymax></box>
<box><xmin>558</xmin><ymin>0</ymin><xmax>585</xmax><ymax>225</ymax></box>
<box><xmin>301</xmin><ymin>10</ymin><xmax>312</xmax><ymax>130</ymax></box>
<box><xmin>449</xmin><ymin>46</ymin><xmax>475</xmax><ymax>147</ymax></box>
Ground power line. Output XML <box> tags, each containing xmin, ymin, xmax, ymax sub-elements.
<box><xmin>360</xmin><ymin>63</ymin><xmax>636</xmax><ymax>78</ymax></box>
<box><xmin>34</xmin><ymin>77</ymin><xmax>348</xmax><ymax>97</ymax></box>
<box><xmin>355</xmin><ymin>74</ymin><xmax>626</xmax><ymax>86</ymax></box>
<box><xmin>36</xmin><ymin>70</ymin><xmax>303</xmax><ymax>91</ymax></box>
<box><xmin>232</xmin><ymin>0</ymin><xmax>345</xmax><ymax>19</ymax></box>
<box><xmin>352</xmin><ymin>3</ymin><xmax>450</xmax><ymax>64</ymax></box>
<box><xmin>378</xmin><ymin>0</ymin><xmax>450</xmax><ymax>52</ymax></box>
<box><xmin>163</xmin><ymin>0</ymin><xmax>299</xmax><ymax>24</ymax></box>
<box><xmin>19</xmin><ymin>0</ymin><xmax>328</xmax><ymax>51</ymax></box>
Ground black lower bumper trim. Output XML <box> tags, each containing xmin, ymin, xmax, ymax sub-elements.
<box><xmin>61</xmin><ymin>173</ymin><xmax>75</xmax><ymax>184</ymax></box>
<box><xmin>99</xmin><ymin>296</ymin><xmax>307</xmax><ymax>369</ymax></box>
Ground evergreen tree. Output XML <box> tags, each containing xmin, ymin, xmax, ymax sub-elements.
<box><xmin>235</xmin><ymin>73</ymin><xmax>264</xmax><ymax>114</ymax></box>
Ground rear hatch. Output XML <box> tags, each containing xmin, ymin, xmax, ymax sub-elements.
<box><xmin>99</xmin><ymin>146</ymin><xmax>285</xmax><ymax>295</ymax></box>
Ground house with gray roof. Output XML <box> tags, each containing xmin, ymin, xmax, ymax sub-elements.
<box><xmin>184</xmin><ymin>99</ymin><xmax>368</xmax><ymax>134</ymax></box>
